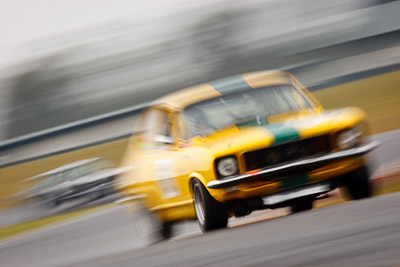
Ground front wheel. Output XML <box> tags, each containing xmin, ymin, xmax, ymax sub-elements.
<box><xmin>342</xmin><ymin>166</ymin><xmax>373</xmax><ymax>200</ymax></box>
<box><xmin>192</xmin><ymin>179</ymin><xmax>228</xmax><ymax>232</ymax></box>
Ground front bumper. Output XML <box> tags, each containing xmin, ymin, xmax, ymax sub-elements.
<box><xmin>262</xmin><ymin>183</ymin><xmax>331</xmax><ymax>206</ymax></box>
<box><xmin>207</xmin><ymin>140</ymin><xmax>380</xmax><ymax>189</ymax></box>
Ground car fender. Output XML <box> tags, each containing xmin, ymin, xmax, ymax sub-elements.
<box><xmin>188</xmin><ymin>172</ymin><xmax>208</xmax><ymax>195</ymax></box>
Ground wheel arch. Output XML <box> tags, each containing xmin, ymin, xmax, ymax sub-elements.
<box><xmin>188</xmin><ymin>172</ymin><xmax>208</xmax><ymax>196</ymax></box>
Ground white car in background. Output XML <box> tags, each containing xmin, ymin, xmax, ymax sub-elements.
<box><xmin>19</xmin><ymin>158</ymin><xmax>127</xmax><ymax>207</ymax></box>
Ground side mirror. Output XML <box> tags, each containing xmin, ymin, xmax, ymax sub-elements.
<box><xmin>154</xmin><ymin>135</ymin><xmax>174</xmax><ymax>144</ymax></box>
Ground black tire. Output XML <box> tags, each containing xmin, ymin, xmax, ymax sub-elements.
<box><xmin>132</xmin><ymin>202</ymin><xmax>172</xmax><ymax>246</ymax></box>
<box><xmin>343</xmin><ymin>165</ymin><xmax>373</xmax><ymax>200</ymax></box>
<box><xmin>290</xmin><ymin>197</ymin><xmax>314</xmax><ymax>213</ymax></box>
<box><xmin>192</xmin><ymin>179</ymin><xmax>228</xmax><ymax>232</ymax></box>
<box><xmin>48</xmin><ymin>198</ymin><xmax>62</xmax><ymax>207</ymax></box>
<box><xmin>160</xmin><ymin>222</ymin><xmax>173</xmax><ymax>239</ymax></box>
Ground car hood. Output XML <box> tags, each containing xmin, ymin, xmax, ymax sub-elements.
<box><xmin>195</xmin><ymin>107</ymin><xmax>366</xmax><ymax>157</ymax></box>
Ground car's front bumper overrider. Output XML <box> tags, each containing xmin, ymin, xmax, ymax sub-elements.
<box><xmin>207</xmin><ymin>140</ymin><xmax>381</xmax><ymax>189</ymax></box>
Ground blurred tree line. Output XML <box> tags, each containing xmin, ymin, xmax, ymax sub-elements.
<box><xmin>7</xmin><ymin>9</ymin><xmax>239</xmax><ymax>139</ymax></box>
<box><xmin>9</xmin><ymin>54</ymin><xmax>82</xmax><ymax>137</ymax></box>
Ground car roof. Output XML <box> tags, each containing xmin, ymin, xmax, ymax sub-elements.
<box><xmin>153</xmin><ymin>70</ymin><xmax>291</xmax><ymax>110</ymax></box>
<box><xmin>26</xmin><ymin>158</ymin><xmax>101</xmax><ymax>181</ymax></box>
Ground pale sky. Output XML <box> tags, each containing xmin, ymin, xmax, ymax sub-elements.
<box><xmin>0</xmin><ymin>0</ymin><xmax>363</xmax><ymax>70</ymax></box>
<box><xmin>0</xmin><ymin>0</ymin><xmax>218</xmax><ymax>69</ymax></box>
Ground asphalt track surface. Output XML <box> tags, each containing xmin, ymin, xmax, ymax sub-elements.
<box><xmin>70</xmin><ymin>193</ymin><xmax>400</xmax><ymax>267</ymax></box>
<box><xmin>0</xmin><ymin>129</ymin><xmax>400</xmax><ymax>267</ymax></box>
<box><xmin>2</xmin><ymin>192</ymin><xmax>400</xmax><ymax>267</ymax></box>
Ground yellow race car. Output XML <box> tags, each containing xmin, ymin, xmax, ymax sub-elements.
<box><xmin>117</xmin><ymin>70</ymin><xmax>380</xmax><ymax>238</ymax></box>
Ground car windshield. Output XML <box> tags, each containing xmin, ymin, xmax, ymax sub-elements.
<box><xmin>183</xmin><ymin>84</ymin><xmax>313</xmax><ymax>138</ymax></box>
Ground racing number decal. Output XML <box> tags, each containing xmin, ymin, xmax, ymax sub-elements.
<box><xmin>156</xmin><ymin>159</ymin><xmax>180</xmax><ymax>199</ymax></box>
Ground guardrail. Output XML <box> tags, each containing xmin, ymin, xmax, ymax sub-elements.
<box><xmin>0</xmin><ymin>102</ymin><xmax>150</xmax><ymax>152</ymax></box>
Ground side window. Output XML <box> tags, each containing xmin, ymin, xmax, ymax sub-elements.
<box><xmin>172</xmin><ymin>112</ymin><xmax>183</xmax><ymax>141</ymax></box>
<box><xmin>138</xmin><ymin>108</ymin><xmax>173</xmax><ymax>144</ymax></box>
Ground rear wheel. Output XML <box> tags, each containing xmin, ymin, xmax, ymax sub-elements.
<box><xmin>48</xmin><ymin>198</ymin><xmax>62</xmax><ymax>208</ymax></box>
<box><xmin>160</xmin><ymin>223</ymin><xmax>173</xmax><ymax>239</ymax></box>
<box><xmin>192</xmin><ymin>179</ymin><xmax>228</xmax><ymax>232</ymax></box>
<box><xmin>290</xmin><ymin>197</ymin><xmax>314</xmax><ymax>213</ymax></box>
<box><xmin>132</xmin><ymin>202</ymin><xmax>172</xmax><ymax>246</ymax></box>
<box><xmin>343</xmin><ymin>166</ymin><xmax>373</xmax><ymax>200</ymax></box>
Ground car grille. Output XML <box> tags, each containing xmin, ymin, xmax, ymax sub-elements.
<box><xmin>244</xmin><ymin>135</ymin><xmax>331</xmax><ymax>172</ymax></box>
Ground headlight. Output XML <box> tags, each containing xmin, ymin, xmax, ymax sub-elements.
<box><xmin>216</xmin><ymin>157</ymin><xmax>238</xmax><ymax>178</ymax></box>
<box><xmin>337</xmin><ymin>126</ymin><xmax>363</xmax><ymax>149</ymax></box>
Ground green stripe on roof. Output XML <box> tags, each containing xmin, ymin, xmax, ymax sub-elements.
<box><xmin>210</xmin><ymin>75</ymin><xmax>251</xmax><ymax>95</ymax></box>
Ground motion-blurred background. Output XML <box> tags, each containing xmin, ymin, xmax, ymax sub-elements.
<box><xmin>0</xmin><ymin>0</ymin><xmax>398</xmax><ymax>140</ymax></box>
<box><xmin>0</xmin><ymin>1</ymin><xmax>400</xmax><ymax>266</ymax></box>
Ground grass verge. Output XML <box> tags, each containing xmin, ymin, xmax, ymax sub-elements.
<box><xmin>314</xmin><ymin>70</ymin><xmax>400</xmax><ymax>134</ymax></box>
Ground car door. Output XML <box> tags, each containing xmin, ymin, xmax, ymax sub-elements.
<box><xmin>134</xmin><ymin>107</ymin><xmax>191</xmax><ymax>211</ymax></box>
